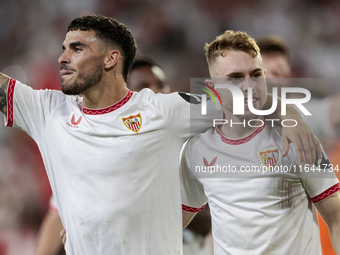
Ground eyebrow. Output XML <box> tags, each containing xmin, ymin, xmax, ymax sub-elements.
<box><xmin>62</xmin><ymin>41</ymin><xmax>86</xmax><ymax>50</ymax></box>
<box><xmin>226</xmin><ymin>68</ymin><xmax>264</xmax><ymax>77</ymax></box>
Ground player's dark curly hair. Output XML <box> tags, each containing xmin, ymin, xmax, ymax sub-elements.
<box><xmin>68</xmin><ymin>14</ymin><xmax>137</xmax><ymax>81</ymax></box>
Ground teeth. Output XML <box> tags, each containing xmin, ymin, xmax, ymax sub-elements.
<box><xmin>245</xmin><ymin>98</ymin><xmax>257</xmax><ymax>104</ymax></box>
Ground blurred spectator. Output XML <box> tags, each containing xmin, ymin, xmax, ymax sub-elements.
<box><xmin>128</xmin><ymin>56</ymin><xmax>171</xmax><ymax>93</ymax></box>
<box><xmin>258</xmin><ymin>36</ymin><xmax>340</xmax><ymax>144</ymax></box>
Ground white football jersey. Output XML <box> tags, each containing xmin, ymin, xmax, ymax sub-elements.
<box><xmin>5</xmin><ymin>79</ymin><xmax>219</xmax><ymax>255</ymax></box>
<box><xmin>180</xmin><ymin>122</ymin><xmax>339</xmax><ymax>255</ymax></box>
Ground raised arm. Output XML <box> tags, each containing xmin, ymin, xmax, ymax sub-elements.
<box><xmin>265</xmin><ymin>93</ymin><xmax>322</xmax><ymax>166</ymax></box>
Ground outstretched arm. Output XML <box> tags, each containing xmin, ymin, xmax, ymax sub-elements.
<box><xmin>265</xmin><ymin>94</ymin><xmax>322</xmax><ymax>165</ymax></box>
<box><xmin>0</xmin><ymin>73</ymin><xmax>10</xmax><ymax>115</ymax></box>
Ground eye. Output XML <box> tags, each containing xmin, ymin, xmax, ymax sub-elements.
<box><xmin>74</xmin><ymin>47</ymin><xmax>82</xmax><ymax>52</ymax></box>
<box><xmin>228</xmin><ymin>77</ymin><xmax>242</xmax><ymax>82</ymax></box>
<box><xmin>252</xmin><ymin>72</ymin><xmax>262</xmax><ymax>78</ymax></box>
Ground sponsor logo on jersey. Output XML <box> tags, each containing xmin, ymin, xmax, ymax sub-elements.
<box><xmin>122</xmin><ymin>113</ymin><xmax>142</xmax><ymax>133</ymax></box>
<box><xmin>259</xmin><ymin>148</ymin><xmax>279</xmax><ymax>169</ymax></box>
<box><xmin>203</xmin><ymin>156</ymin><xmax>218</xmax><ymax>167</ymax></box>
<box><xmin>66</xmin><ymin>114</ymin><xmax>82</xmax><ymax>128</ymax></box>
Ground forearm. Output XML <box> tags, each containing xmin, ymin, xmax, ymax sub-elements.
<box><xmin>0</xmin><ymin>73</ymin><xmax>10</xmax><ymax>115</ymax></box>
<box><xmin>329</xmin><ymin>222</ymin><xmax>340</xmax><ymax>255</ymax></box>
<box><xmin>264</xmin><ymin>93</ymin><xmax>321</xmax><ymax>164</ymax></box>
<box><xmin>265</xmin><ymin>93</ymin><xmax>303</xmax><ymax>122</ymax></box>
<box><xmin>316</xmin><ymin>193</ymin><xmax>340</xmax><ymax>255</ymax></box>
<box><xmin>34</xmin><ymin>210</ymin><xmax>64</xmax><ymax>255</ymax></box>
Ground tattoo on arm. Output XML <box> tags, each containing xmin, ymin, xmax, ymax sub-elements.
<box><xmin>0</xmin><ymin>73</ymin><xmax>10</xmax><ymax>115</ymax></box>
<box><xmin>113</xmin><ymin>67</ymin><xmax>117</xmax><ymax>79</ymax></box>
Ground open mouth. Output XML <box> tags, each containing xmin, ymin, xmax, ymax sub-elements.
<box><xmin>244</xmin><ymin>98</ymin><xmax>258</xmax><ymax>107</ymax></box>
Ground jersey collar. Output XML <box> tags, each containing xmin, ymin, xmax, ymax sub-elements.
<box><xmin>83</xmin><ymin>90</ymin><xmax>133</xmax><ymax>115</ymax></box>
<box><xmin>215</xmin><ymin>120</ymin><xmax>266</xmax><ymax>145</ymax></box>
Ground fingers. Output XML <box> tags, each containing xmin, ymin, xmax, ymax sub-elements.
<box><xmin>291</xmin><ymin>135</ymin><xmax>305</xmax><ymax>166</ymax></box>
<box><xmin>281</xmin><ymin>120</ymin><xmax>321</xmax><ymax>166</ymax></box>
<box><xmin>60</xmin><ymin>228</ymin><xmax>66</xmax><ymax>246</ymax></box>
<box><xmin>281</xmin><ymin>136</ymin><xmax>289</xmax><ymax>158</ymax></box>
<box><xmin>300</xmin><ymin>133</ymin><xmax>316</xmax><ymax>166</ymax></box>
<box><xmin>313</xmin><ymin>135</ymin><xmax>323</xmax><ymax>160</ymax></box>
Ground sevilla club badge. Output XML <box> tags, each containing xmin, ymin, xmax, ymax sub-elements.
<box><xmin>122</xmin><ymin>113</ymin><xmax>142</xmax><ymax>133</ymax></box>
<box><xmin>259</xmin><ymin>148</ymin><xmax>279</xmax><ymax>169</ymax></box>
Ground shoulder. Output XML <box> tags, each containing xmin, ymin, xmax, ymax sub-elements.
<box><xmin>136</xmin><ymin>89</ymin><xmax>203</xmax><ymax>105</ymax></box>
<box><xmin>14</xmin><ymin>80</ymin><xmax>72</xmax><ymax>102</ymax></box>
<box><xmin>185</xmin><ymin>128</ymin><xmax>214</xmax><ymax>150</ymax></box>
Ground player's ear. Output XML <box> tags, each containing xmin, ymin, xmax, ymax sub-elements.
<box><xmin>104</xmin><ymin>50</ymin><xmax>120</xmax><ymax>69</ymax></box>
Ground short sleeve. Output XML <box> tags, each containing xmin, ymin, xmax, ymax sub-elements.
<box><xmin>148</xmin><ymin>91</ymin><xmax>222</xmax><ymax>142</ymax></box>
<box><xmin>5</xmin><ymin>79</ymin><xmax>68</xmax><ymax>141</ymax></box>
<box><xmin>180</xmin><ymin>139</ymin><xmax>208</xmax><ymax>212</ymax></box>
<box><xmin>297</xmin><ymin>142</ymin><xmax>340</xmax><ymax>203</ymax></box>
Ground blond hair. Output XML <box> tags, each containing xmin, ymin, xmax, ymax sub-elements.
<box><xmin>204</xmin><ymin>30</ymin><xmax>260</xmax><ymax>65</ymax></box>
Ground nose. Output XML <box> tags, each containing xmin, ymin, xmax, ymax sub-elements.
<box><xmin>239</xmin><ymin>77</ymin><xmax>253</xmax><ymax>93</ymax></box>
<box><xmin>58</xmin><ymin>50</ymin><xmax>70</xmax><ymax>65</ymax></box>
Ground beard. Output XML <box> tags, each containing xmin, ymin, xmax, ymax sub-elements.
<box><xmin>61</xmin><ymin>61</ymin><xmax>103</xmax><ymax>95</ymax></box>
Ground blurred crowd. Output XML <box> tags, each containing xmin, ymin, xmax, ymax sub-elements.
<box><xmin>1</xmin><ymin>0</ymin><xmax>340</xmax><ymax>254</ymax></box>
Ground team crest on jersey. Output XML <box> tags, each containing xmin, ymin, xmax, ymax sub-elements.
<box><xmin>122</xmin><ymin>113</ymin><xmax>142</xmax><ymax>133</ymax></box>
<box><xmin>259</xmin><ymin>148</ymin><xmax>279</xmax><ymax>169</ymax></box>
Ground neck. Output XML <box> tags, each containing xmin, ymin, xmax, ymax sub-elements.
<box><xmin>219</xmin><ymin>109</ymin><xmax>263</xmax><ymax>139</ymax></box>
<box><xmin>82</xmin><ymin>75</ymin><xmax>128</xmax><ymax>109</ymax></box>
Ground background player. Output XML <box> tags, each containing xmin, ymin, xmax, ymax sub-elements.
<box><xmin>257</xmin><ymin>36</ymin><xmax>340</xmax><ymax>141</ymax></box>
<box><xmin>181</xmin><ymin>30</ymin><xmax>340</xmax><ymax>254</ymax></box>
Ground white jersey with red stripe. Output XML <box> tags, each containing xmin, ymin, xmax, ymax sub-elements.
<box><xmin>180</xmin><ymin>122</ymin><xmax>339</xmax><ymax>255</ymax></box>
<box><xmin>5</xmin><ymin>79</ymin><xmax>219</xmax><ymax>255</ymax></box>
